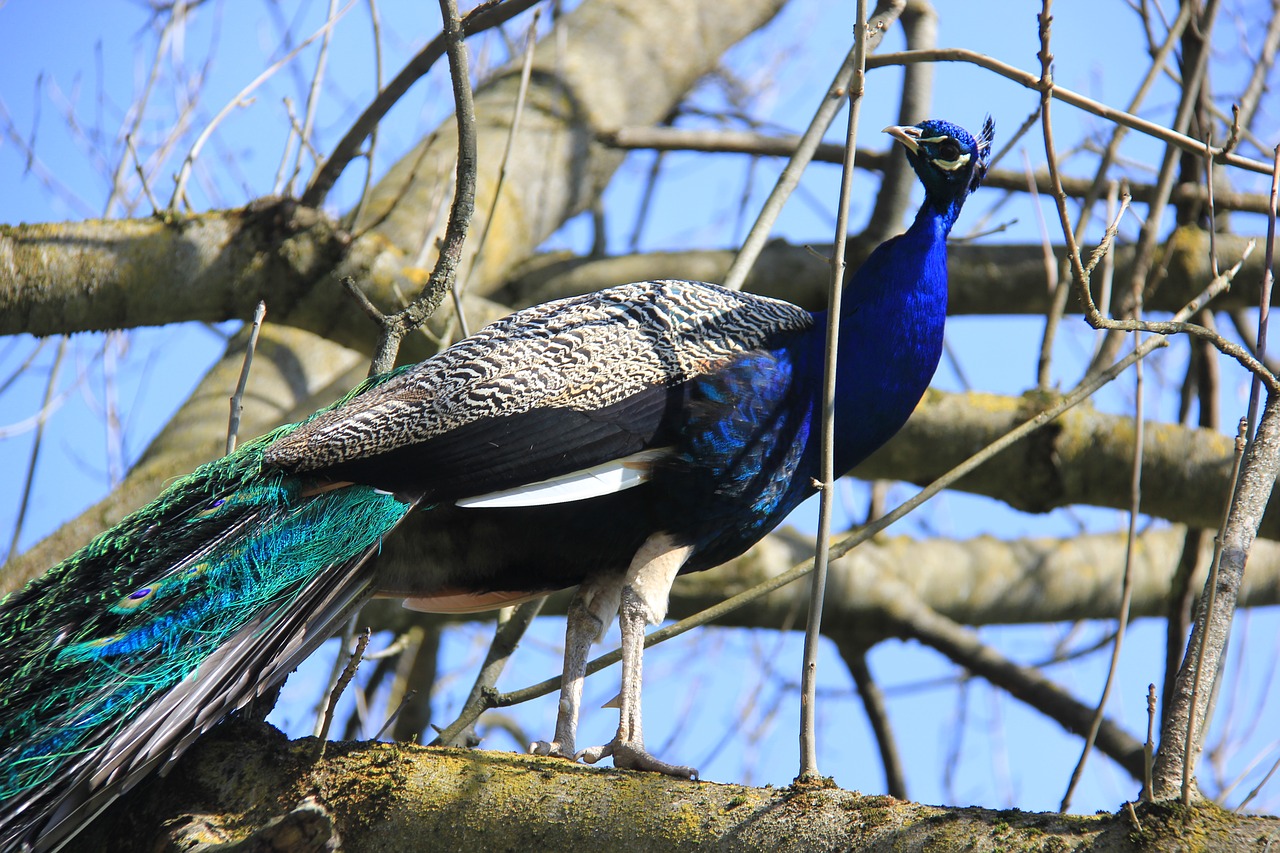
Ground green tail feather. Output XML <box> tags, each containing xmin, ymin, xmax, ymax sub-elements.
<box><xmin>0</xmin><ymin>412</ymin><xmax>413</xmax><ymax>848</ymax></box>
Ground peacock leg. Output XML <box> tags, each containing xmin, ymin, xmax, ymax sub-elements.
<box><xmin>578</xmin><ymin>534</ymin><xmax>697</xmax><ymax>779</ymax></box>
<box><xmin>530</xmin><ymin>573</ymin><xmax>623</xmax><ymax>760</ymax></box>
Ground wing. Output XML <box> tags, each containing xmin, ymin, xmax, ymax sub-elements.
<box><xmin>264</xmin><ymin>280</ymin><xmax>814</xmax><ymax>501</ymax></box>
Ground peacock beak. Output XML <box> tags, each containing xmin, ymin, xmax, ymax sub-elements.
<box><xmin>883</xmin><ymin>124</ymin><xmax>921</xmax><ymax>153</ymax></box>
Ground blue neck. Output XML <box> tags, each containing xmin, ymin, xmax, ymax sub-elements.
<box><xmin>808</xmin><ymin>198</ymin><xmax>956</xmax><ymax>475</ymax></box>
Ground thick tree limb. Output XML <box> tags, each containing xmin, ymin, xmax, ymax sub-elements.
<box><xmin>0</xmin><ymin>203</ymin><xmax>506</xmax><ymax>361</ymax></box>
<box><xmin>93</xmin><ymin>721</ymin><xmax>1279</xmax><ymax>852</ymax></box>
<box><xmin>856</xmin><ymin>389</ymin><xmax>1247</xmax><ymax>533</ymax></box>
<box><xmin>4</xmin><ymin>219</ymin><xmax>1267</xmax><ymax>344</ymax></box>
<box><xmin>500</xmin><ymin>229</ymin><xmax>1270</xmax><ymax>316</ymax></box>
<box><xmin>352</xmin><ymin>526</ymin><xmax>1280</xmax><ymax>644</ymax></box>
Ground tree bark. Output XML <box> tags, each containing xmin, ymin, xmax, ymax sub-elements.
<box><xmin>1152</xmin><ymin>394</ymin><xmax>1280</xmax><ymax>799</ymax></box>
<box><xmin>500</xmin><ymin>229</ymin><xmax>1270</xmax><ymax>317</ymax></box>
<box><xmin>95</xmin><ymin>720</ymin><xmax>1278</xmax><ymax>853</ymax></box>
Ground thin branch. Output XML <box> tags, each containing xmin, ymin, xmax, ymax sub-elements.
<box><xmin>226</xmin><ymin>301</ymin><xmax>267</xmax><ymax>455</ymax></box>
<box><xmin>1036</xmin><ymin>5</ymin><xmax>1272</xmax><ymax>394</ymax></box>
<box><xmin>1040</xmin><ymin>0</ymin><xmax>1191</xmax><ymax>390</ymax></box>
<box><xmin>315</xmin><ymin>628</ymin><xmax>371</xmax><ymax>760</ymax></box>
<box><xmin>3</xmin><ymin>338</ymin><xmax>67</xmax><ymax>565</ymax></box>
<box><xmin>360</xmin><ymin>0</ymin><xmax>477</xmax><ymax>375</ymax></box>
<box><xmin>877</xmin><ymin>582</ymin><xmax>1147</xmax><ymax>781</ymax></box>
<box><xmin>722</xmin><ymin>0</ymin><xmax>904</xmax><ymax>291</ymax></box>
<box><xmin>839</xmin><ymin>641</ymin><xmax>907</xmax><ymax>799</ymax></box>
<box><xmin>168</xmin><ymin>0</ymin><xmax>357</xmax><ymax>210</ymax></box>
<box><xmin>104</xmin><ymin>7</ymin><xmax>180</xmax><ymax>218</ymax></box>
<box><xmin>1144</xmin><ymin>683</ymin><xmax>1157</xmax><ymax>800</ymax></box>
<box><xmin>288</xmin><ymin>0</ymin><xmax>340</xmax><ymax>195</ymax></box>
<box><xmin>301</xmin><ymin>0</ymin><xmax>543</xmax><ymax>208</ymax></box>
<box><xmin>600</xmin><ymin>126</ymin><xmax>1277</xmax><ymax>214</ymax></box>
<box><xmin>343</xmin><ymin>0</ymin><xmax>385</xmax><ymax>231</ymax></box>
<box><xmin>799</xmin><ymin>0</ymin><xmax>867</xmax><ymax>782</ymax></box>
<box><xmin>1244</xmin><ymin>145</ymin><xmax>1280</xmax><ymax>441</ymax></box>
<box><xmin>453</xmin><ymin>7</ymin><xmax>542</xmax><ymax>340</ymax></box>
<box><xmin>431</xmin><ymin>598</ymin><xmax>545</xmax><ymax>749</ymax></box>
<box><xmin>865</xmin><ymin>48</ymin><xmax>1274</xmax><ymax>176</ymax></box>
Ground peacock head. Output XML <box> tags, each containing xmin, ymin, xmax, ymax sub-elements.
<box><xmin>884</xmin><ymin>117</ymin><xmax>994</xmax><ymax>205</ymax></box>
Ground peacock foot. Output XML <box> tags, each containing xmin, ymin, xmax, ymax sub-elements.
<box><xmin>529</xmin><ymin>739</ymin><xmax>576</xmax><ymax>760</ymax></box>
<box><xmin>577</xmin><ymin>738</ymin><xmax>698</xmax><ymax>780</ymax></box>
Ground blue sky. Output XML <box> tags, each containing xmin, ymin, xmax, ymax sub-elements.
<box><xmin>1</xmin><ymin>0</ymin><xmax>1277</xmax><ymax>816</ymax></box>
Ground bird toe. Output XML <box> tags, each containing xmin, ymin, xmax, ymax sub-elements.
<box><xmin>579</xmin><ymin>738</ymin><xmax>697</xmax><ymax>780</ymax></box>
<box><xmin>575</xmin><ymin>742</ymin><xmax>612</xmax><ymax>765</ymax></box>
<box><xmin>529</xmin><ymin>740</ymin><xmax>575</xmax><ymax>760</ymax></box>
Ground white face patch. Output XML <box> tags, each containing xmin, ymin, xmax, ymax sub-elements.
<box><xmin>916</xmin><ymin>135</ymin><xmax>971</xmax><ymax>172</ymax></box>
<box><xmin>932</xmin><ymin>152</ymin><xmax>971</xmax><ymax>171</ymax></box>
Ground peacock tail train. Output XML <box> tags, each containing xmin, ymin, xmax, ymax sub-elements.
<box><xmin>0</xmin><ymin>377</ymin><xmax>418</xmax><ymax>851</ymax></box>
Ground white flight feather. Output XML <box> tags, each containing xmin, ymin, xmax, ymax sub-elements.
<box><xmin>456</xmin><ymin>448</ymin><xmax>670</xmax><ymax>508</ymax></box>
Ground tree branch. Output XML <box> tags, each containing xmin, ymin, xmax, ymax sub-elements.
<box><xmin>95</xmin><ymin>720</ymin><xmax>1279</xmax><ymax>851</ymax></box>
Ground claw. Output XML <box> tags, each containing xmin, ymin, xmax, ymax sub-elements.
<box><xmin>529</xmin><ymin>740</ymin><xmax>574</xmax><ymax>759</ymax></box>
<box><xmin>577</xmin><ymin>738</ymin><xmax>698</xmax><ymax>780</ymax></box>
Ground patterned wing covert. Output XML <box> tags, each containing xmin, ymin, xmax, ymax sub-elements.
<box><xmin>264</xmin><ymin>280</ymin><xmax>813</xmax><ymax>472</ymax></box>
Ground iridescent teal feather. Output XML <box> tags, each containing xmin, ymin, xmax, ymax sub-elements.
<box><xmin>0</xmin><ymin>409</ymin><xmax>415</xmax><ymax>850</ymax></box>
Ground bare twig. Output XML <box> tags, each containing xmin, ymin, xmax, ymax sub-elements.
<box><xmin>1244</xmin><ymin>145</ymin><xmax>1280</xmax><ymax>441</ymax></box>
<box><xmin>1059</xmin><ymin>124</ymin><xmax>1146</xmax><ymax>808</ymax></box>
<box><xmin>344</xmin><ymin>0</ymin><xmax>384</xmax><ymax>230</ymax></box>
<box><xmin>841</xmin><ymin>642</ymin><xmax>907</xmax><ymax>798</ymax></box>
<box><xmin>226</xmin><ymin>301</ymin><xmax>267</xmax><ymax>455</ymax></box>
<box><xmin>601</xmin><ymin>125</ymin><xmax>1277</xmax><ymax>214</ymax></box>
<box><xmin>878</xmin><ymin>582</ymin><xmax>1147</xmax><ymax>782</ymax></box>
<box><xmin>799</xmin><ymin>0</ymin><xmax>867</xmax><ymax>782</ymax></box>
<box><xmin>315</xmin><ymin>628</ymin><xmax>371</xmax><ymax>760</ymax></box>
<box><xmin>1144</xmin><ymin>683</ymin><xmax>1157</xmax><ymax>800</ymax></box>
<box><xmin>358</xmin><ymin>0</ymin><xmax>477</xmax><ymax>375</ymax></box>
<box><xmin>169</xmin><ymin>0</ymin><xmax>356</xmax><ymax>211</ymax></box>
<box><xmin>103</xmin><ymin>7</ymin><xmax>181</xmax><ymax>217</ymax></box>
<box><xmin>3</xmin><ymin>338</ymin><xmax>67</xmax><ymax>565</ymax></box>
<box><xmin>1036</xmin><ymin>5</ymin><xmax>1272</xmax><ymax>394</ymax></box>
<box><xmin>1041</xmin><ymin>0</ymin><xmax>1190</xmax><ymax>389</ymax></box>
<box><xmin>865</xmin><ymin>47</ymin><xmax>1273</xmax><ymax>176</ymax></box>
<box><xmin>453</xmin><ymin>7</ymin><xmax>542</xmax><ymax>339</ymax></box>
<box><xmin>431</xmin><ymin>597</ymin><xmax>545</xmax><ymax>749</ymax></box>
<box><xmin>375</xmin><ymin>689</ymin><xmax>418</xmax><ymax>741</ymax></box>
<box><xmin>1236</xmin><ymin>746</ymin><xmax>1280</xmax><ymax>813</ymax></box>
<box><xmin>1028</xmin><ymin>145</ymin><xmax>1063</xmax><ymax>391</ymax></box>
<box><xmin>288</xmin><ymin>0</ymin><xmax>340</xmax><ymax>195</ymax></box>
<box><xmin>124</xmin><ymin>135</ymin><xmax>161</xmax><ymax>213</ymax></box>
<box><xmin>722</xmin><ymin>0</ymin><xmax>905</xmax><ymax>291</ymax></box>
<box><xmin>302</xmin><ymin>0</ymin><xmax>543</xmax><ymax>207</ymax></box>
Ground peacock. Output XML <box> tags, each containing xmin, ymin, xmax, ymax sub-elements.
<box><xmin>0</xmin><ymin>117</ymin><xmax>992</xmax><ymax>851</ymax></box>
